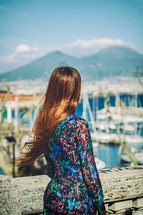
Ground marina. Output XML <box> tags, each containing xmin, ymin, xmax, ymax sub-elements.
<box><xmin>0</xmin><ymin>89</ymin><xmax>143</xmax><ymax>175</ymax></box>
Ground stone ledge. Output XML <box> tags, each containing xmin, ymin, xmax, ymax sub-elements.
<box><xmin>0</xmin><ymin>166</ymin><xmax>143</xmax><ymax>215</ymax></box>
<box><xmin>99</xmin><ymin>166</ymin><xmax>143</xmax><ymax>203</ymax></box>
<box><xmin>132</xmin><ymin>198</ymin><xmax>143</xmax><ymax>208</ymax></box>
<box><xmin>108</xmin><ymin>200</ymin><xmax>132</xmax><ymax>211</ymax></box>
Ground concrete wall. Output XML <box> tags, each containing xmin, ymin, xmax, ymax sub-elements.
<box><xmin>0</xmin><ymin>166</ymin><xmax>143</xmax><ymax>215</ymax></box>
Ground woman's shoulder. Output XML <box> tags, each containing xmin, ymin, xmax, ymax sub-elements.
<box><xmin>74</xmin><ymin>115</ymin><xmax>89</xmax><ymax>131</ymax></box>
<box><xmin>74</xmin><ymin>114</ymin><xmax>88</xmax><ymax>125</ymax></box>
<box><xmin>55</xmin><ymin>114</ymin><xmax>89</xmax><ymax>137</ymax></box>
<box><xmin>57</xmin><ymin>114</ymin><xmax>88</xmax><ymax>129</ymax></box>
<box><xmin>65</xmin><ymin>114</ymin><xmax>89</xmax><ymax>128</ymax></box>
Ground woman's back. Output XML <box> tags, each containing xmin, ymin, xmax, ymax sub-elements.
<box><xmin>18</xmin><ymin>67</ymin><xmax>106</xmax><ymax>214</ymax></box>
<box><xmin>44</xmin><ymin>114</ymin><xmax>106</xmax><ymax>215</ymax></box>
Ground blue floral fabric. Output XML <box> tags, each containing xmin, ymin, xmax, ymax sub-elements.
<box><xmin>44</xmin><ymin>114</ymin><xmax>106</xmax><ymax>215</ymax></box>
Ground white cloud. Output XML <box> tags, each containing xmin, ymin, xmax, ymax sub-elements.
<box><xmin>16</xmin><ymin>44</ymin><xmax>31</xmax><ymax>52</ymax></box>
<box><xmin>9</xmin><ymin>54</ymin><xmax>16</xmax><ymax>59</ymax></box>
<box><xmin>60</xmin><ymin>38</ymin><xmax>132</xmax><ymax>57</ymax></box>
<box><xmin>33</xmin><ymin>47</ymin><xmax>40</xmax><ymax>51</ymax></box>
<box><xmin>0</xmin><ymin>44</ymin><xmax>45</xmax><ymax>73</ymax></box>
<box><xmin>67</xmin><ymin>38</ymin><xmax>124</xmax><ymax>48</ymax></box>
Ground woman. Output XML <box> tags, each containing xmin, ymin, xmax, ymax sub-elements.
<box><xmin>19</xmin><ymin>67</ymin><xmax>106</xmax><ymax>215</ymax></box>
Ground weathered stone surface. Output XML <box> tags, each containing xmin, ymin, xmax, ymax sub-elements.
<box><xmin>132</xmin><ymin>211</ymin><xmax>143</xmax><ymax>215</ymax></box>
<box><xmin>99</xmin><ymin>166</ymin><xmax>143</xmax><ymax>203</ymax></box>
<box><xmin>0</xmin><ymin>175</ymin><xmax>11</xmax><ymax>189</ymax></box>
<box><xmin>132</xmin><ymin>198</ymin><xmax>143</xmax><ymax>208</ymax></box>
<box><xmin>107</xmin><ymin>209</ymin><xmax>114</xmax><ymax>214</ymax></box>
<box><xmin>107</xmin><ymin>208</ymin><xmax>126</xmax><ymax>214</ymax></box>
<box><xmin>108</xmin><ymin>200</ymin><xmax>132</xmax><ymax>211</ymax></box>
<box><xmin>11</xmin><ymin>175</ymin><xmax>50</xmax><ymax>215</ymax></box>
<box><xmin>0</xmin><ymin>175</ymin><xmax>21</xmax><ymax>215</ymax></box>
<box><xmin>9</xmin><ymin>187</ymin><xmax>21</xmax><ymax>215</ymax></box>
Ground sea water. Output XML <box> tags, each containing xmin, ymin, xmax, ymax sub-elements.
<box><xmin>94</xmin><ymin>144</ymin><xmax>121</xmax><ymax>168</ymax></box>
<box><xmin>0</xmin><ymin>168</ymin><xmax>6</xmax><ymax>175</ymax></box>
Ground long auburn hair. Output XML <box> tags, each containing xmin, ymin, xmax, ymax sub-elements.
<box><xmin>18</xmin><ymin>67</ymin><xmax>81</xmax><ymax>166</ymax></box>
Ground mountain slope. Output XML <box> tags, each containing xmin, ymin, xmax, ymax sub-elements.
<box><xmin>0</xmin><ymin>46</ymin><xmax>143</xmax><ymax>82</ymax></box>
<box><xmin>0</xmin><ymin>51</ymin><xmax>80</xmax><ymax>82</ymax></box>
<box><xmin>80</xmin><ymin>46</ymin><xmax>143</xmax><ymax>79</ymax></box>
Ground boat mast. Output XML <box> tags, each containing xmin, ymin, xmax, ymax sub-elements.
<box><xmin>82</xmin><ymin>93</ymin><xmax>97</xmax><ymax>134</ymax></box>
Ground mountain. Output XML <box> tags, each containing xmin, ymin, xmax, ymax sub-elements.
<box><xmin>79</xmin><ymin>46</ymin><xmax>143</xmax><ymax>80</ymax></box>
<box><xmin>0</xmin><ymin>51</ymin><xmax>80</xmax><ymax>82</ymax></box>
<box><xmin>0</xmin><ymin>46</ymin><xmax>143</xmax><ymax>82</ymax></box>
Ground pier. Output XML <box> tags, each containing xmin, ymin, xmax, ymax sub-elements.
<box><xmin>0</xmin><ymin>166</ymin><xmax>143</xmax><ymax>215</ymax></box>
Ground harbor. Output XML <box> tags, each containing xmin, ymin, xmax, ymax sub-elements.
<box><xmin>0</xmin><ymin>86</ymin><xmax>143</xmax><ymax>176</ymax></box>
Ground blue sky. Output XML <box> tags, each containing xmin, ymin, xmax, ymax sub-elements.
<box><xmin>0</xmin><ymin>0</ymin><xmax>143</xmax><ymax>73</ymax></box>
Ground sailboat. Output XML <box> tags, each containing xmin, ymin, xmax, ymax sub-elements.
<box><xmin>82</xmin><ymin>93</ymin><xmax>106</xmax><ymax>169</ymax></box>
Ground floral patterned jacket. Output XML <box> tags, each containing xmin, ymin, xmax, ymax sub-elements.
<box><xmin>44</xmin><ymin>114</ymin><xmax>106</xmax><ymax>215</ymax></box>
